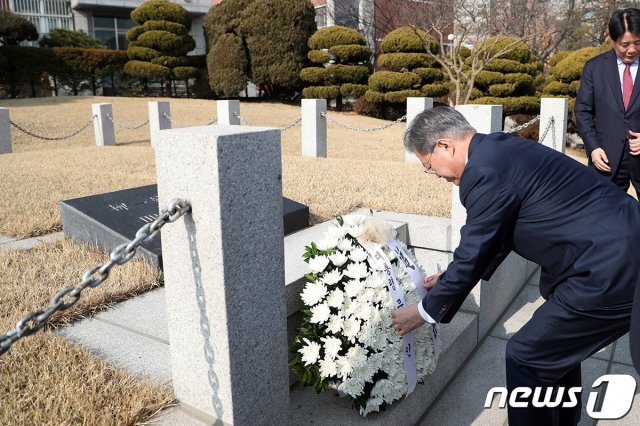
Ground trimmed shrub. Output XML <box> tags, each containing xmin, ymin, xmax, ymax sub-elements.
<box><xmin>469</xmin><ymin>87</ymin><xmax>483</xmax><ymax>100</ymax></box>
<box><xmin>340</xmin><ymin>83</ymin><xmax>368</xmax><ymax>97</ymax></box>
<box><xmin>302</xmin><ymin>85</ymin><xmax>340</xmax><ymax>99</ymax></box>
<box><xmin>300</xmin><ymin>67</ymin><xmax>326</xmax><ymax>83</ymax></box>
<box><xmin>477</xmin><ymin>36</ymin><xmax>531</xmax><ymax>62</ymax></box>
<box><xmin>488</xmin><ymin>83</ymin><xmax>516</xmax><ymax>97</ymax></box>
<box><xmin>151</xmin><ymin>55</ymin><xmax>190</xmax><ymax>67</ymax></box>
<box><xmin>326</xmin><ymin>64</ymin><xmax>370</xmax><ymax>84</ymax></box>
<box><xmin>422</xmin><ymin>83</ymin><xmax>450</xmax><ymax>97</ymax></box>
<box><xmin>380</xmin><ymin>26</ymin><xmax>438</xmax><ymax>54</ymax></box>
<box><xmin>368</xmin><ymin>71</ymin><xmax>421</xmax><ymax>92</ymax></box>
<box><xmin>548</xmin><ymin>50</ymin><xmax>572</xmax><ymax>67</ymax></box>
<box><xmin>131</xmin><ymin>0</ymin><xmax>190</xmax><ymax>29</ymax></box>
<box><xmin>384</xmin><ymin>89</ymin><xmax>422</xmax><ymax>103</ymax></box>
<box><xmin>137</xmin><ymin>30</ymin><xmax>184</xmax><ymax>51</ymax></box>
<box><xmin>569</xmin><ymin>80</ymin><xmax>580</xmax><ymax>95</ymax></box>
<box><xmin>308</xmin><ymin>26</ymin><xmax>365</xmax><ymax>49</ymax></box>
<box><xmin>483</xmin><ymin>58</ymin><xmax>530</xmax><ymax>74</ymax></box>
<box><xmin>550</xmin><ymin>47</ymin><xmax>599</xmax><ymax>83</ymax></box>
<box><xmin>143</xmin><ymin>20</ymin><xmax>188</xmax><ymax>35</ymax></box>
<box><xmin>543</xmin><ymin>80</ymin><xmax>571</xmax><ymax>95</ymax></box>
<box><xmin>128</xmin><ymin>46</ymin><xmax>160</xmax><ymax>60</ymax></box>
<box><xmin>504</xmin><ymin>72</ymin><xmax>534</xmax><ymax>87</ymax></box>
<box><xmin>474</xmin><ymin>70</ymin><xmax>506</xmax><ymax>87</ymax></box>
<box><xmin>413</xmin><ymin>67</ymin><xmax>443</xmax><ymax>83</ymax></box>
<box><xmin>471</xmin><ymin>96</ymin><xmax>539</xmax><ymax>115</ymax></box>
<box><xmin>39</xmin><ymin>29</ymin><xmax>101</xmax><ymax>48</ymax></box>
<box><xmin>123</xmin><ymin>60</ymin><xmax>170</xmax><ymax>78</ymax></box>
<box><xmin>126</xmin><ymin>26</ymin><xmax>145</xmax><ymax>42</ymax></box>
<box><xmin>364</xmin><ymin>89</ymin><xmax>385</xmax><ymax>103</ymax></box>
<box><xmin>207</xmin><ymin>32</ymin><xmax>248</xmax><ymax>97</ymax></box>
<box><xmin>308</xmin><ymin>49</ymin><xmax>330</xmax><ymax>64</ymax></box>
<box><xmin>329</xmin><ymin>44</ymin><xmax>371</xmax><ymax>62</ymax></box>
<box><xmin>378</xmin><ymin>52</ymin><xmax>435</xmax><ymax>70</ymax></box>
<box><xmin>172</xmin><ymin>66</ymin><xmax>198</xmax><ymax>79</ymax></box>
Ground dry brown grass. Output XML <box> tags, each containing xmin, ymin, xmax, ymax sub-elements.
<box><xmin>0</xmin><ymin>238</ymin><xmax>173</xmax><ymax>425</ymax></box>
<box><xmin>1</xmin><ymin>96</ymin><xmax>450</xmax><ymax>238</ymax></box>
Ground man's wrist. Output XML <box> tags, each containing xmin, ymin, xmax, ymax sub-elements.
<box><xmin>417</xmin><ymin>301</ymin><xmax>436</xmax><ymax>324</ymax></box>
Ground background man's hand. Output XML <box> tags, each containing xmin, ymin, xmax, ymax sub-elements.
<box><xmin>591</xmin><ymin>148</ymin><xmax>611</xmax><ymax>172</ymax></box>
<box><xmin>391</xmin><ymin>304</ymin><xmax>425</xmax><ymax>336</ymax></box>
<box><xmin>630</xmin><ymin>130</ymin><xmax>640</xmax><ymax>155</ymax></box>
<box><xmin>424</xmin><ymin>272</ymin><xmax>441</xmax><ymax>290</ymax></box>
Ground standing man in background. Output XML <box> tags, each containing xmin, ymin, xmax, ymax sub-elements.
<box><xmin>575</xmin><ymin>8</ymin><xmax>640</xmax><ymax>193</ymax></box>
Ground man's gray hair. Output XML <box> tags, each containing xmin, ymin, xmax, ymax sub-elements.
<box><xmin>404</xmin><ymin>106</ymin><xmax>476</xmax><ymax>154</ymax></box>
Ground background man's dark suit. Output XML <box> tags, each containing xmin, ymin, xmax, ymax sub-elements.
<box><xmin>575</xmin><ymin>49</ymin><xmax>640</xmax><ymax>191</ymax></box>
<box><xmin>423</xmin><ymin>132</ymin><xmax>640</xmax><ymax>424</ymax></box>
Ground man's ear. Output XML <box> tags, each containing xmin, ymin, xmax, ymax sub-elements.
<box><xmin>436</xmin><ymin>138</ymin><xmax>455</xmax><ymax>155</ymax></box>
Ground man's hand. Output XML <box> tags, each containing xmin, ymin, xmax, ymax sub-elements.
<box><xmin>424</xmin><ymin>272</ymin><xmax>441</xmax><ymax>290</ymax></box>
<box><xmin>591</xmin><ymin>148</ymin><xmax>611</xmax><ymax>173</ymax></box>
<box><xmin>391</xmin><ymin>304</ymin><xmax>426</xmax><ymax>336</ymax></box>
<box><xmin>630</xmin><ymin>131</ymin><xmax>640</xmax><ymax>155</ymax></box>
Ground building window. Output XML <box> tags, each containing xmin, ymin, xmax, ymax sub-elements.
<box><xmin>334</xmin><ymin>0</ymin><xmax>359</xmax><ymax>29</ymax></box>
<box><xmin>93</xmin><ymin>16</ymin><xmax>136</xmax><ymax>50</ymax></box>
<box><xmin>13</xmin><ymin>0</ymin><xmax>73</xmax><ymax>40</ymax></box>
<box><xmin>315</xmin><ymin>5</ymin><xmax>327</xmax><ymax>28</ymax></box>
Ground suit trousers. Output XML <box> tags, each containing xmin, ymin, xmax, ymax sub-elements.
<box><xmin>505</xmin><ymin>295</ymin><xmax>630</xmax><ymax>426</ymax></box>
<box><xmin>608</xmin><ymin>140</ymin><xmax>640</xmax><ymax>194</ymax></box>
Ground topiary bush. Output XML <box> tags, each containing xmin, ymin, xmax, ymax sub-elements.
<box><xmin>300</xmin><ymin>25</ymin><xmax>371</xmax><ymax>108</ymax></box>
<box><xmin>368</xmin><ymin>71</ymin><xmax>421</xmax><ymax>92</ymax></box>
<box><xmin>470</xmin><ymin>96</ymin><xmax>539</xmax><ymax>115</ymax></box>
<box><xmin>124</xmin><ymin>0</ymin><xmax>196</xmax><ymax>94</ymax></box>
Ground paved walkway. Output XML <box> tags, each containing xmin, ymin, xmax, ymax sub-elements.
<box><xmin>3</xmin><ymin>232</ymin><xmax>640</xmax><ymax>425</ymax></box>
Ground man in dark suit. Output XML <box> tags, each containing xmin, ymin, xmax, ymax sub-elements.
<box><xmin>575</xmin><ymin>8</ymin><xmax>640</xmax><ymax>192</ymax></box>
<box><xmin>393</xmin><ymin>106</ymin><xmax>640</xmax><ymax>425</ymax></box>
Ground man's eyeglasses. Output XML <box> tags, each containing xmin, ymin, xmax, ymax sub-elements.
<box><xmin>422</xmin><ymin>151</ymin><xmax>435</xmax><ymax>174</ymax></box>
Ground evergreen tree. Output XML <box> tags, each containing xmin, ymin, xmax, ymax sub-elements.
<box><xmin>0</xmin><ymin>10</ymin><xmax>38</xmax><ymax>45</ymax></box>
<box><xmin>40</xmin><ymin>29</ymin><xmax>102</xmax><ymax>49</ymax></box>
<box><xmin>124</xmin><ymin>0</ymin><xmax>197</xmax><ymax>94</ymax></box>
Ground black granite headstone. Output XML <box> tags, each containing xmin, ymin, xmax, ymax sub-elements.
<box><xmin>61</xmin><ymin>184</ymin><xmax>309</xmax><ymax>267</ymax></box>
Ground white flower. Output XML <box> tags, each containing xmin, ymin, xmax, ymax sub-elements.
<box><xmin>344</xmin><ymin>279</ymin><xmax>365</xmax><ymax>298</ymax></box>
<box><xmin>337</xmin><ymin>238</ymin><xmax>354</xmax><ymax>252</ymax></box>
<box><xmin>326</xmin><ymin>289</ymin><xmax>344</xmax><ymax>308</ymax></box>
<box><xmin>310</xmin><ymin>303</ymin><xmax>331</xmax><ymax>324</ymax></box>
<box><xmin>321</xmin><ymin>336</ymin><xmax>343</xmax><ymax>359</ymax></box>
<box><xmin>352</xmin><ymin>361</ymin><xmax>376</xmax><ymax>383</ymax></box>
<box><xmin>358</xmin><ymin>287</ymin><xmax>375</xmax><ymax>304</ymax></box>
<box><xmin>371</xmin><ymin>379</ymin><xmax>397</xmax><ymax>400</ymax></box>
<box><xmin>316</xmin><ymin>234</ymin><xmax>339</xmax><ymax>251</ymax></box>
<box><xmin>342</xmin><ymin>297</ymin><xmax>358</xmax><ymax>317</ymax></box>
<box><xmin>335</xmin><ymin>355</ymin><xmax>353</xmax><ymax>379</ymax></box>
<box><xmin>338</xmin><ymin>377</ymin><xmax>365</xmax><ymax>398</ymax></box>
<box><xmin>301</xmin><ymin>282</ymin><xmax>328</xmax><ymax>307</ymax></box>
<box><xmin>319</xmin><ymin>357</ymin><xmax>338</xmax><ymax>377</ymax></box>
<box><xmin>354</xmin><ymin>301</ymin><xmax>373</xmax><ymax>320</ymax></box>
<box><xmin>349</xmin><ymin>246</ymin><xmax>368</xmax><ymax>263</ymax></box>
<box><xmin>326</xmin><ymin>314</ymin><xmax>343</xmax><ymax>334</ymax></box>
<box><xmin>298</xmin><ymin>338</ymin><xmax>321</xmax><ymax>366</ymax></box>
<box><xmin>323</xmin><ymin>269</ymin><xmax>343</xmax><ymax>285</ymax></box>
<box><xmin>344</xmin><ymin>262</ymin><xmax>368</xmax><ymax>279</ymax></box>
<box><xmin>360</xmin><ymin>397</ymin><xmax>383</xmax><ymax>417</ymax></box>
<box><xmin>343</xmin><ymin>316</ymin><xmax>361</xmax><ymax>341</ymax></box>
<box><xmin>308</xmin><ymin>255</ymin><xmax>330</xmax><ymax>273</ymax></box>
<box><xmin>346</xmin><ymin>345</ymin><xmax>367</xmax><ymax>367</ymax></box>
<box><xmin>347</xmin><ymin>225</ymin><xmax>363</xmax><ymax>238</ymax></box>
<box><xmin>343</xmin><ymin>214</ymin><xmax>366</xmax><ymax>227</ymax></box>
<box><xmin>361</xmin><ymin>216</ymin><xmax>394</xmax><ymax>245</ymax></box>
<box><xmin>366</xmin><ymin>272</ymin><xmax>385</xmax><ymax>289</ymax></box>
<box><xmin>328</xmin><ymin>251</ymin><xmax>348</xmax><ymax>267</ymax></box>
<box><xmin>327</xmin><ymin>224</ymin><xmax>347</xmax><ymax>241</ymax></box>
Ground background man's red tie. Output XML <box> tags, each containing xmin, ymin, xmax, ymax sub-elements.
<box><xmin>624</xmin><ymin>63</ymin><xmax>633</xmax><ymax>110</ymax></box>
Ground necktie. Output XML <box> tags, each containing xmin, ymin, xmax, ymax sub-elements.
<box><xmin>624</xmin><ymin>63</ymin><xmax>633</xmax><ymax>110</ymax></box>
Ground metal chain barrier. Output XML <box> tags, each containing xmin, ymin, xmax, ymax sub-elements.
<box><xmin>538</xmin><ymin>116</ymin><xmax>556</xmax><ymax>149</ymax></box>
<box><xmin>0</xmin><ymin>199</ymin><xmax>191</xmax><ymax>356</ymax></box>
<box><xmin>321</xmin><ymin>112</ymin><xmax>406</xmax><ymax>132</ymax></box>
<box><xmin>10</xmin><ymin>115</ymin><xmax>97</xmax><ymax>141</ymax></box>
<box><xmin>281</xmin><ymin>117</ymin><xmax>302</xmax><ymax>132</ymax></box>
<box><xmin>503</xmin><ymin>115</ymin><xmax>540</xmax><ymax>134</ymax></box>
<box><xmin>233</xmin><ymin>111</ymin><xmax>251</xmax><ymax>126</ymax></box>
<box><xmin>106</xmin><ymin>113</ymin><xmax>149</xmax><ymax>130</ymax></box>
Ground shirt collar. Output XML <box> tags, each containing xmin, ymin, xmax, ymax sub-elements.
<box><xmin>617</xmin><ymin>57</ymin><xmax>640</xmax><ymax>66</ymax></box>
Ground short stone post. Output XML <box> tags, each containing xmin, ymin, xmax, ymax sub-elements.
<box><xmin>0</xmin><ymin>108</ymin><xmax>11</xmax><ymax>154</ymax></box>
<box><xmin>452</xmin><ymin>104</ymin><xmax>503</xmax><ymax>248</ymax></box>
<box><xmin>92</xmin><ymin>103</ymin><xmax>115</xmax><ymax>146</ymax></box>
<box><xmin>155</xmin><ymin>125</ymin><xmax>288</xmax><ymax>424</ymax></box>
<box><xmin>301</xmin><ymin>98</ymin><xmax>327</xmax><ymax>158</ymax></box>
<box><xmin>539</xmin><ymin>97</ymin><xmax>568</xmax><ymax>153</ymax></box>
<box><xmin>148</xmin><ymin>101</ymin><xmax>171</xmax><ymax>148</ymax></box>
<box><xmin>405</xmin><ymin>97</ymin><xmax>434</xmax><ymax>163</ymax></box>
<box><xmin>217</xmin><ymin>100</ymin><xmax>240</xmax><ymax>125</ymax></box>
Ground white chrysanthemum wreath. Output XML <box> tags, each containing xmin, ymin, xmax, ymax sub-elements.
<box><xmin>290</xmin><ymin>213</ymin><xmax>439</xmax><ymax>416</ymax></box>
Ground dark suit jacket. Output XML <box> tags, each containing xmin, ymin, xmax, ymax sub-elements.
<box><xmin>422</xmin><ymin>132</ymin><xmax>640</xmax><ymax>323</ymax></box>
<box><xmin>575</xmin><ymin>50</ymin><xmax>640</xmax><ymax>177</ymax></box>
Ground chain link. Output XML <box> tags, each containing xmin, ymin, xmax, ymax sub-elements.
<box><xmin>106</xmin><ymin>113</ymin><xmax>149</xmax><ymax>130</ymax></box>
<box><xmin>233</xmin><ymin>111</ymin><xmax>251</xmax><ymax>126</ymax></box>
<box><xmin>0</xmin><ymin>199</ymin><xmax>191</xmax><ymax>356</ymax></box>
<box><xmin>502</xmin><ymin>115</ymin><xmax>540</xmax><ymax>134</ymax></box>
<box><xmin>538</xmin><ymin>116</ymin><xmax>556</xmax><ymax>148</ymax></box>
<box><xmin>10</xmin><ymin>115</ymin><xmax>97</xmax><ymax>141</ymax></box>
<box><xmin>281</xmin><ymin>117</ymin><xmax>302</xmax><ymax>132</ymax></box>
<box><xmin>321</xmin><ymin>112</ymin><xmax>406</xmax><ymax>132</ymax></box>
